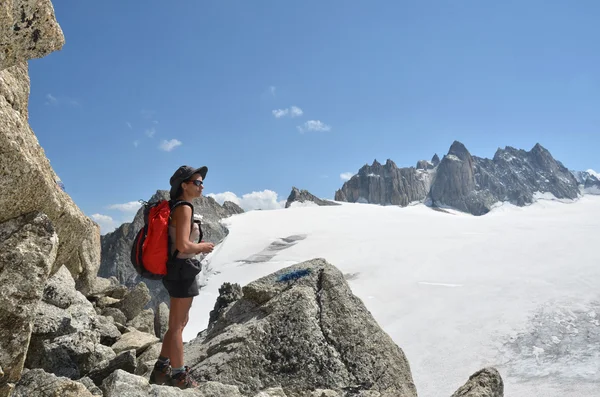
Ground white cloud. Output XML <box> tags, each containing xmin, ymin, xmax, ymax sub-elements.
<box><xmin>160</xmin><ymin>139</ymin><xmax>182</xmax><ymax>152</ymax></box>
<box><xmin>126</xmin><ymin>122</ymin><xmax>132</xmax><ymax>129</ymax></box>
<box><xmin>340</xmin><ymin>172</ymin><xmax>354</xmax><ymax>181</ymax></box>
<box><xmin>44</xmin><ymin>93</ymin><xmax>79</xmax><ymax>107</ymax></box>
<box><xmin>297</xmin><ymin>120</ymin><xmax>331</xmax><ymax>133</ymax></box>
<box><xmin>208</xmin><ymin>190</ymin><xmax>285</xmax><ymax>211</ymax></box>
<box><xmin>145</xmin><ymin>127</ymin><xmax>156</xmax><ymax>138</ymax></box>
<box><xmin>91</xmin><ymin>213</ymin><xmax>119</xmax><ymax>235</ymax></box>
<box><xmin>108</xmin><ymin>201</ymin><xmax>142</xmax><ymax>213</ymax></box>
<box><xmin>272</xmin><ymin>108</ymin><xmax>289</xmax><ymax>118</ymax></box>
<box><xmin>289</xmin><ymin>106</ymin><xmax>303</xmax><ymax>117</ymax></box>
<box><xmin>133</xmin><ymin>140</ymin><xmax>140</xmax><ymax>148</ymax></box>
<box><xmin>45</xmin><ymin>94</ymin><xmax>58</xmax><ymax>105</ymax></box>
<box><xmin>273</xmin><ymin>106</ymin><xmax>303</xmax><ymax>118</ymax></box>
<box><xmin>269</xmin><ymin>86</ymin><xmax>276</xmax><ymax>97</ymax></box>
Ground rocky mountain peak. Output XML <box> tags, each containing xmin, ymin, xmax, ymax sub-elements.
<box><xmin>285</xmin><ymin>187</ymin><xmax>340</xmax><ymax>208</ymax></box>
<box><xmin>447</xmin><ymin>140</ymin><xmax>472</xmax><ymax>161</ymax></box>
<box><xmin>338</xmin><ymin>140</ymin><xmax>584</xmax><ymax>215</ymax></box>
<box><xmin>385</xmin><ymin>159</ymin><xmax>397</xmax><ymax>168</ymax></box>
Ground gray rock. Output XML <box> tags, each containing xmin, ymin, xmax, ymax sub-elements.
<box><xmin>336</xmin><ymin>141</ymin><xmax>582</xmax><ymax>215</ymax></box>
<box><xmin>0</xmin><ymin>212</ymin><xmax>58</xmax><ymax>395</ymax></box>
<box><xmin>155</xmin><ymin>302</ymin><xmax>170</xmax><ymax>341</ymax></box>
<box><xmin>99</xmin><ymin>190</ymin><xmax>244</xmax><ymax>309</ymax></box>
<box><xmin>285</xmin><ymin>187</ymin><xmax>340</xmax><ymax>208</ymax></box>
<box><xmin>88</xmin><ymin>349</ymin><xmax>137</xmax><ymax>386</ymax></box>
<box><xmin>207</xmin><ymin>282</ymin><xmax>243</xmax><ymax>331</ymax></box>
<box><xmin>26</xmin><ymin>269</ymin><xmax>120</xmax><ymax>379</ymax></box>
<box><xmin>0</xmin><ymin>0</ymin><xmax>65</xmax><ymax>70</ymax></box>
<box><xmin>42</xmin><ymin>264</ymin><xmax>79</xmax><ymax>309</ymax></box>
<box><xmin>134</xmin><ymin>342</ymin><xmax>162</xmax><ymax>377</ymax></box>
<box><xmin>583</xmin><ymin>173</ymin><xmax>600</xmax><ymax>194</ymax></box>
<box><xmin>96</xmin><ymin>296</ymin><xmax>121</xmax><ymax>309</ymax></box>
<box><xmin>429</xmin><ymin>142</ymin><xmax>580</xmax><ymax>215</ymax></box>
<box><xmin>102</xmin><ymin>307</ymin><xmax>127</xmax><ymax>326</ymax></box>
<box><xmin>184</xmin><ymin>258</ymin><xmax>417</xmax><ymax>397</ymax></box>
<box><xmin>31</xmin><ymin>301</ymin><xmax>76</xmax><ymax>338</ymax></box>
<box><xmin>116</xmin><ymin>283</ymin><xmax>151</xmax><ymax>321</ymax></box>
<box><xmin>450</xmin><ymin>367</ymin><xmax>504</xmax><ymax>397</ymax></box>
<box><xmin>27</xmin><ymin>329</ymin><xmax>115</xmax><ymax>378</ymax></box>
<box><xmin>91</xmin><ymin>315</ymin><xmax>121</xmax><ymax>346</ymax></box>
<box><xmin>429</xmin><ymin>141</ymin><xmax>481</xmax><ymax>214</ymax></box>
<box><xmin>127</xmin><ymin>308</ymin><xmax>155</xmax><ymax>335</ymax></box>
<box><xmin>254</xmin><ymin>388</ymin><xmax>289</xmax><ymax>396</ymax></box>
<box><xmin>106</xmin><ymin>284</ymin><xmax>129</xmax><ymax>300</ymax></box>
<box><xmin>101</xmin><ymin>369</ymin><xmax>243</xmax><ymax>397</ymax></box>
<box><xmin>0</xmin><ymin>59</ymin><xmax>100</xmax><ymax>294</ymax></box>
<box><xmin>137</xmin><ymin>343</ymin><xmax>162</xmax><ymax>368</ymax></box>
<box><xmin>310</xmin><ymin>391</ymin><xmax>340</xmax><ymax>397</ymax></box>
<box><xmin>223</xmin><ymin>200</ymin><xmax>244</xmax><ymax>215</ymax></box>
<box><xmin>111</xmin><ymin>329</ymin><xmax>159</xmax><ymax>355</ymax></box>
<box><xmin>335</xmin><ymin>159</ymin><xmax>433</xmax><ymax>206</ymax></box>
<box><xmin>416</xmin><ymin>160</ymin><xmax>435</xmax><ymax>170</ymax></box>
<box><xmin>12</xmin><ymin>369</ymin><xmax>93</xmax><ymax>397</ymax></box>
<box><xmin>78</xmin><ymin>376</ymin><xmax>104</xmax><ymax>396</ymax></box>
<box><xmin>87</xmin><ymin>276</ymin><xmax>119</xmax><ymax>298</ymax></box>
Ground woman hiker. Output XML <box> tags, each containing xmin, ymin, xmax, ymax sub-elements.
<box><xmin>149</xmin><ymin>165</ymin><xmax>214</xmax><ymax>389</ymax></box>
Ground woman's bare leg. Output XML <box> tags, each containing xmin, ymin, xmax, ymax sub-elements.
<box><xmin>159</xmin><ymin>297</ymin><xmax>193</xmax><ymax>368</ymax></box>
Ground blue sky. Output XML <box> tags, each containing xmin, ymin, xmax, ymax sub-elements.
<box><xmin>27</xmin><ymin>0</ymin><xmax>600</xmax><ymax>233</ymax></box>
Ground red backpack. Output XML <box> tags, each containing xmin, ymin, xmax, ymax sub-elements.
<box><xmin>130</xmin><ymin>199</ymin><xmax>193</xmax><ymax>279</ymax></box>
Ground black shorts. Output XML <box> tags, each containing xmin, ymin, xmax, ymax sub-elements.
<box><xmin>162</xmin><ymin>257</ymin><xmax>202</xmax><ymax>298</ymax></box>
<box><xmin>162</xmin><ymin>277</ymin><xmax>199</xmax><ymax>298</ymax></box>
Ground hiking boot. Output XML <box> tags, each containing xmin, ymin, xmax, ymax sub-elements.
<box><xmin>149</xmin><ymin>361</ymin><xmax>171</xmax><ymax>385</ymax></box>
<box><xmin>168</xmin><ymin>366</ymin><xmax>199</xmax><ymax>389</ymax></box>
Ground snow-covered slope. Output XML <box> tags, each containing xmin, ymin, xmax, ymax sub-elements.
<box><xmin>186</xmin><ymin>197</ymin><xmax>600</xmax><ymax>397</ymax></box>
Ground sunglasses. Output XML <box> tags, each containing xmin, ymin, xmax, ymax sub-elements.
<box><xmin>187</xmin><ymin>180</ymin><xmax>203</xmax><ymax>186</ymax></box>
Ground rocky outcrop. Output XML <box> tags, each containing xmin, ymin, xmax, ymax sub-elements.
<box><xmin>0</xmin><ymin>0</ymin><xmax>65</xmax><ymax>70</ymax></box>
<box><xmin>334</xmin><ymin>159</ymin><xmax>433</xmax><ymax>206</ymax></box>
<box><xmin>20</xmin><ymin>266</ymin><xmax>175</xmax><ymax>390</ymax></box>
<box><xmin>416</xmin><ymin>154</ymin><xmax>439</xmax><ymax>170</ymax></box>
<box><xmin>223</xmin><ymin>200</ymin><xmax>245</xmax><ymax>215</ymax></box>
<box><xmin>337</xmin><ymin>141</ymin><xmax>582</xmax><ymax>215</ymax></box>
<box><xmin>0</xmin><ymin>5</ymin><xmax>100</xmax><ymax>294</ymax></box>
<box><xmin>25</xmin><ymin>266</ymin><xmax>121</xmax><ymax>379</ymax></box>
<box><xmin>285</xmin><ymin>187</ymin><xmax>340</xmax><ymax>208</ymax></box>
<box><xmin>13</xmin><ymin>369</ymin><xmax>94</xmax><ymax>397</ymax></box>
<box><xmin>0</xmin><ymin>212</ymin><xmax>58</xmax><ymax>396</ymax></box>
<box><xmin>430</xmin><ymin>142</ymin><xmax>580</xmax><ymax>215</ymax></box>
<box><xmin>99</xmin><ymin>190</ymin><xmax>244</xmax><ymax>309</ymax></box>
<box><xmin>429</xmin><ymin>141</ymin><xmax>481</xmax><ymax>214</ymax></box>
<box><xmin>102</xmin><ymin>369</ymin><xmax>244</xmax><ymax>397</ymax></box>
<box><xmin>450</xmin><ymin>368</ymin><xmax>504</xmax><ymax>397</ymax></box>
<box><xmin>584</xmin><ymin>173</ymin><xmax>600</xmax><ymax>194</ymax></box>
<box><xmin>572</xmin><ymin>170</ymin><xmax>600</xmax><ymax>195</ymax></box>
<box><xmin>184</xmin><ymin>259</ymin><xmax>418</xmax><ymax>397</ymax></box>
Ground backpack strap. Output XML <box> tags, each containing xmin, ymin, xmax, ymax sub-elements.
<box><xmin>168</xmin><ymin>200</ymin><xmax>195</xmax><ymax>259</ymax></box>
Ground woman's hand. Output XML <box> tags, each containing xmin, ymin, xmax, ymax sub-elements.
<box><xmin>197</xmin><ymin>242</ymin><xmax>215</xmax><ymax>254</ymax></box>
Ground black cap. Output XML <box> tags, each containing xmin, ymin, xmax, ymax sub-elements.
<box><xmin>169</xmin><ymin>165</ymin><xmax>208</xmax><ymax>199</ymax></box>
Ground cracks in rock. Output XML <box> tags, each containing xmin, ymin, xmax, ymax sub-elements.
<box><xmin>315</xmin><ymin>269</ymin><xmax>367</xmax><ymax>393</ymax></box>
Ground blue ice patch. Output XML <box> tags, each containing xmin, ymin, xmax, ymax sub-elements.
<box><xmin>277</xmin><ymin>269</ymin><xmax>311</xmax><ymax>282</ymax></box>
